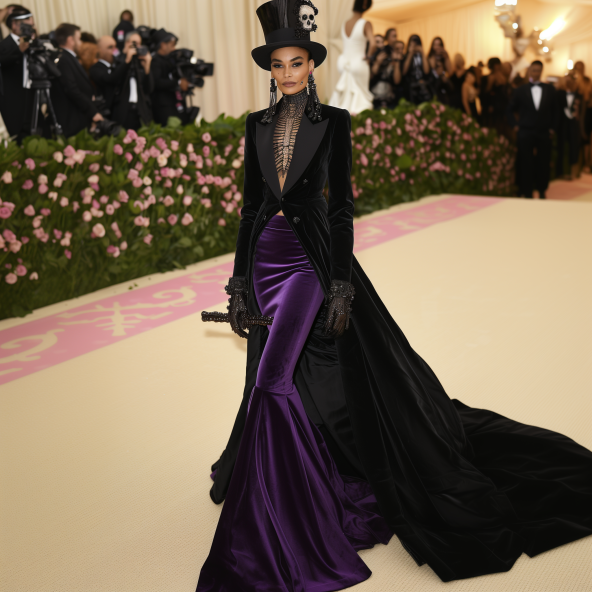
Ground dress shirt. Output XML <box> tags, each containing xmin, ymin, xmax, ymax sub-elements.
<box><xmin>565</xmin><ymin>92</ymin><xmax>575</xmax><ymax>120</ymax></box>
<box><xmin>10</xmin><ymin>33</ymin><xmax>30</xmax><ymax>89</ymax></box>
<box><xmin>530</xmin><ymin>83</ymin><xmax>542</xmax><ymax>111</ymax></box>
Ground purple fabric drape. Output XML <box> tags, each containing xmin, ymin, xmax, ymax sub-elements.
<box><xmin>196</xmin><ymin>215</ymin><xmax>392</xmax><ymax>591</ymax></box>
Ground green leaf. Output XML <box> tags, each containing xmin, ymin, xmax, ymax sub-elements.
<box><xmin>177</xmin><ymin>236</ymin><xmax>192</xmax><ymax>248</ymax></box>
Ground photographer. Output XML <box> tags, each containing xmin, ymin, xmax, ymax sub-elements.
<box><xmin>0</xmin><ymin>6</ymin><xmax>33</xmax><ymax>139</ymax></box>
<box><xmin>150</xmin><ymin>28</ymin><xmax>188</xmax><ymax>126</ymax></box>
<box><xmin>89</xmin><ymin>36</ymin><xmax>124</xmax><ymax>115</ymax></box>
<box><xmin>402</xmin><ymin>34</ymin><xmax>432</xmax><ymax>105</ymax></box>
<box><xmin>112</xmin><ymin>10</ymin><xmax>134</xmax><ymax>52</ymax></box>
<box><xmin>111</xmin><ymin>30</ymin><xmax>153</xmax><ymax>130</ymax></box>
<box><xmin>369</xmin><ymin>29</ymin><xmax>404</xmax><ymax>110</ymax></box>
<box><xmin>51</xmin><ymin>23</ymin><xmax>102</xmax><ymax>137</ymax></box>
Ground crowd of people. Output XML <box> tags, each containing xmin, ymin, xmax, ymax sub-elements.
<box><xmin>0</xmin><ymin>6</ymin><xmax>198</xmax><ymax>142</ymax></box>
<box><xmin>368</xmin><ymin>27</ymin><xmax>592</xmax><ymax>193</ymax></box>
<box><xmin>330</xmin><ymin>0</ymin><xmax>592</xmax><ymax>199</ymax></box>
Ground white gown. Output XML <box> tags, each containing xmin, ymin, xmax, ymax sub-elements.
<box><xmin>329</xmin><ymin>18</ymin><xmax>374</xmax><ymax>115</ymax></box>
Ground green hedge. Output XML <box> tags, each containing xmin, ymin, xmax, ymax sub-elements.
<box><xmin>0</xmin><ymin>101</ymin><xmax>514</xmax><ymax>320</ymax></box>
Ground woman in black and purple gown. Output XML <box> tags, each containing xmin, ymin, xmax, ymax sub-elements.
<box><xmin>196</xmin><ymin>1</ymin><xmax>592</xmax><ymax>590</ymax></box>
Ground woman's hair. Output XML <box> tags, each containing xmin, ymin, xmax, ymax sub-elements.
<box><xmin>120</xmin><ymin>10</ymin><xmax>134</xmax><ymax>21</ymax></box>
<box><xmin>408</xmin><ymin>34</ymin><xmax>422</xmax><ymax>47</ymax></box>
<box><xmin>80</xmin><ymin>32</ymin><xmax>97</xmax><ymax>44</ymax></box>
<box><xmin>353</xmin><ymin>0</ymin><xmax>372</xmax><ymax>12</ymax></box>
<box><xmin>428</xmin><ymin>36</ymin><xmax>444</xmax><ymax>58</ymax></box>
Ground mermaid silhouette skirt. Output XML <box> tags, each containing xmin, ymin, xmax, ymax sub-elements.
<box><xmin>196</xmin><ymin>215</ymin><xmax>392</xmax><ymax>591</ymax></box>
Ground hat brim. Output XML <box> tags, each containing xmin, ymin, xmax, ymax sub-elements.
<box><xmin>251</xmin><ymin>40</ymin><xmax>327</xmax><ymax>71</ymax></box>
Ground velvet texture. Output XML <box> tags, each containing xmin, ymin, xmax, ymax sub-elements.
<box><xmin>197</xmin><ymin>215</ymin><xmax>392</xmax><ymax>591</ymax></box>
<box><xmin>210</xmin><ymin>102</ymin><xmax>592</xmax><ymax>583</ymax></box>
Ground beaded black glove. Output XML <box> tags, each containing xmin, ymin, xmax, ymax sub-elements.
<box><xmin>225</xmin><ymin>276</ymin><xmax>249</xmax><ymax>339</ymax></box>
<box><xmin>323</xmin><ymin>279</ymin><xmax>355</xmax><ymax>339</ymax></box>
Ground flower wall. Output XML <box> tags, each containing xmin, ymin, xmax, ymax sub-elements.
<box><xmin>0</xmin><ymin>101</ymin><xmax>514</xmax><ymax>320</ymax></box>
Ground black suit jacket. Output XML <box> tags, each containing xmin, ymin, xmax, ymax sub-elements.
<box><xmin>232</xmin><ymin>100</ymin><xmax>351</xmax><ymax>302</ymax></box>
<box><xmin>150</xmin><ymin>53</ymin><xmax>180</xmax><ymax>125</ymax></box>
<box><xmin>51</xmin><ymin>49</ymin><xmax>97</xmax><ymax>137</ymax></box>
<box><xmin>507</xmin><ymin>82</ymin><xmax>557</xmax><ymax>134</ymax></box>
<box><xmin>0</xmin><ymin>35</ymin><xmax>29</xmax><ymax>137</ymax></box>
<box><xmin>89</xmin><ymin>59</ymin><xmax>128</xmax><ymax>114</ymax></box>
<box><xmin>111</xmin><ymin>58</ymin><xmax>154</xmax><ymax>125</ymax></box>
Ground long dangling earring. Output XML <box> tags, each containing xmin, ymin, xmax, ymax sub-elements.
<box><xmin>306</xmin><ymin>71</ymin><xmax>322</xmax><ymax>122</ymax></box>
<box><xmin>262</xmin><ymin>77</ymin><xmax>277</xmax><ymax>124</ymax></box>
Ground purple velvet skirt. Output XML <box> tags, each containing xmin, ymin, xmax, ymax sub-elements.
<box><xmin>196</xmin><ymin>215</ymin><xmax>392</xmax><ymax>592</ymax></box>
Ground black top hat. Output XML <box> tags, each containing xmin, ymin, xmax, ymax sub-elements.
<box><xmin>252</xmin><ymin>0</ymin><xmax>327</xmax><ymax>71</ymax></box>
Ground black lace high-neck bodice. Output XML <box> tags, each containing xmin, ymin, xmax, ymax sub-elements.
<box><xmin>273</xmin><ymin>88</ymin><xmax>308</xmax><ymax>184</ymax></box>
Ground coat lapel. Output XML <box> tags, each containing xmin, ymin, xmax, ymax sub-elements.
<box><xmin>256</xmin><ymin>103</ymin><xmax>282</xmax><ymax>200</ymax></box>
<box><xmin>256</xmin><ymin>97</ymin><xmax>329</xmax><ymax>200</ymax></box>
<box><xmin>282</xmin><ymin>114</ymin><xmax>329</xmax><ymax>196</ymax></box>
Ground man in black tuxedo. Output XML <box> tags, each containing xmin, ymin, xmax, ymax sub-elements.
<box><xmin>151</xmin><ymin>28</ymin><xmax>188</xmax><ymax>126</ymax></box>
<box><xmin>89</xmin><ymin>35</ymin><xmax>123</xmax><ymax>117</ymax></box>
<box><xmin>507</xmin><ymin>60</ymin><xmax>557</xmax><ymax>199</ymax></box>
<box><xmin>50</xmin><ymin>23</ymin><xmax>103</xmax><ymax>138</ymax></box>
<box><xmin>556</xmin><ymin>74</ymin><xmax>584</xmax><ymax>180</ymax></box>
<box><xmin>0</xmin><ymin>6</ymin><xmax>34</xmax><ymax>140</ymax></box>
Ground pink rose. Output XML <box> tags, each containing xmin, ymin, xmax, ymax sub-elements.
<box><xmin>200</xmin><ymin>198</ymin><xmax>212</xmax><ymax>208</ymax></box>
<box><xmin>29</xmin><ymin>271</ymin><xmax>38</xmax><ymax>280</ymax></box>
<box><xmin>132</xmin><ymin>178</ymin><xmax>143</xmax><ymax>188</ymax></box>
<box><xmin>203</xmin><ymin>145</ymin><xmax>211</xmax><ymax>157</ymax></box>
<box><xmin>64</xmin><ymin>145</ymin><xmax>76</xmax><ymax>157</ymax></box>
<box><xmin>92</xmin><ymin>223</ymin><xmax>106</xmax><ymax>237</ymax></box>
<box><xmin>5</xmin><ymin>273</ymin><xmax>17</xmax><ymax>284</ymax></box>
<box><xmin>124</xmin><ymin>152</ymin><xmax>133</xmax><ymax>163</ymax></box>
<box><xmin>114</xmin><ymin>144</ymin><xmax>123</xmax><ymax>155</ymax></box>
<box><xmin>64</xmin><ymin>249</ymin><xmax>72</xmax><ymax>259</ymax></box>
<box><xmin>171</xmin><ymin>140</ymin><xmax>179</xmax><ymax>151</ymax></box>
<box><xmin>24</xmin><ymin>205</ymin><xmax>35</xmax><ymax>216</ymax></box>
<box><xmin>15</xmin><ymin>264</ymin><xmax>27</xmax><ymax>276</ymax></box>
<box><xmin>120</xmin><ymin>241</ymin><xmax>128</xmax><ymax>250</ymax></box>
<box><xmin>89</xmin><ymin>163</ymin><xmax>100</xmax><ymax>173</ymax></box>
<box><xmin>118</xmin><ymin>190</ymin><xmax>129</xmax><ymax>203</ymax></box>
<box><xmin>106</xmin><ymin>245</ymin><xmax>120</xmax><ymax>258</ymax></box>
<box><xmin>53</xmin><ymin>151</ymin><xmax>64</xmax><ymax>163</ymax></box>
<box><xmin>181</xmin><ymin>213</ymin><xmax>193</xmax><ymax>226</ymax></box>
<box><xmin>53</xmin><ymin>229</ymin><xmax>63</xmax><ymax>239</ymax></box>
<box><xmin>163</xmin><ymin>195</ymin><xmax>175</xmax><ymax>206</ymax></box>
<box><xmin>106</xmin><ymin>204</ymin><xmax>115</xmax><ymax>215</ymax></box>
<box><xmin>143</xmin><ymin>234</ymin><xmax>153</xmax><ymax>245</ymax></box>
<box><xmin>21</xmin><ymin>236</ymin><xmax>30</xmax><ymax>244</ymax></box>
<box><xmin>134</xmin><ymin>215</ymin><xmax>145</xmax><ymax>226</ymax></box>
<box><xmin>1</xmin><ymin>171</ymin><xmax>13</xmax><ymax>183</ymax></box>
<box><xmin>73</xmin><ymin>202</ymin><xmax>80</xmax><ymax>212</ymax></box>
<box><xmin>167</xmin><ymin>214</ymin><xmax>178</xmax><ymax>225</ymax></box>
<box><xmin>3</xmin><ymin>229</ymin><xmax>16</xmax><ymax>242</ymax></box>
<box><xmin>25</xmin><ymin>158</ymin><xmax>36</xmax><ymax>171</ymax></box>
<box><xmin>360</xmin><ymin>154</ymin><xmax>369</xmax><ymax>166</ymax></box>
<box><xmin>48</xmin><ymin>191</ymin><xmax>58</xmax><ymax>201</ymax></box>
<box><xmin>0</xmin><ymin>207</ymin><xmax>11</xmax><ymax>219</ymax></box>
<box><xmin>176</xmin><ymin>185</ymin><xmax>184</xmax><ymax>195</ymax></box>
<box><xmin>22</xmin><ymin>179</ymin><xmax>34</xmax><ymax>190</ymax></box>
<box><xmin>218</xmin><ymin>218</ymin><xmax>226</xmax><ymax>226</ymax></box>
<box><xmin>58</xmin><ymin>197</ymin><xmax>68</xmax><ymax>207</ymax></box>
<box><xmin>41</xmin><ymin>208</ymin><xmax>51</xmax><ymax>216</ymax></box>
<box><xmin>233</xmin><ymin>192</ymin><xmax>242</xmax><ymax>202</ymax></box>
<box><xmin>202</xmin><ymin>132</ymin><xmax>212</xmax><ymax>143</ymax></box>
<box><xmin>183</xmin><ymin>195</ymin><xmax>193</xmax><ymax>206</ymax></box>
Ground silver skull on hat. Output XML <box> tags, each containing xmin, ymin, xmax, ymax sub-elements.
<box><xmin>294</xmin><ymin>0</ymin><xmax>318</xmax><ymax>38</ymax></box>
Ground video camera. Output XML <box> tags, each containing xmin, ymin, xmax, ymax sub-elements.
<box><xmin>169</xmin><ymin>48</ymin><xmax>214</xmax><ymax>90</ymax></box>
<box><xmin>19</xmin><ymin>24</ymin><xmax>62</xmax><ymax>82</ymax></box>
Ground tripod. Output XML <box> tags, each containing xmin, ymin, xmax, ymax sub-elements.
<box><xmin>29</xmin><ymin>80</ymin><xmax>63</xmax><ymax>137</ymax></box>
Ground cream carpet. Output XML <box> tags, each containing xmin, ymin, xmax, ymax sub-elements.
<box><xmin>1</xmin><ymin>194</ymin><xmax>591</xmax><ymax>592</ymax></box>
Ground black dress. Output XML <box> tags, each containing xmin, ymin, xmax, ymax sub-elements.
<box><xmin>208</xmin><ymin>99</ymin><xmax>592</xmax><ymax>583</ymax></box>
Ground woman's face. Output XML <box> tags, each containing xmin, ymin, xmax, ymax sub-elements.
<box><xmin>270</xmin><ymin>47</ymin><xmax>314</xmax><ymax>96</ymax></box>
<box><xmin>466</xmin><ymin>72</ymin><xmax>475</xmax><ymax>85</ymax></box>
<box><xmin>432</xmin><ymin>38</ymin><xmax>443</xmax><ymax>53</ymax></box>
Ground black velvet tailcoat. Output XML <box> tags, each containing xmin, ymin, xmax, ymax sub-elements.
<box><xmin>210</xmin><ymin>99</ymin><xmax>592</xmax><ymax>582</ymax></box>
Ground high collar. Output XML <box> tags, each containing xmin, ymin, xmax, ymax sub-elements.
<box><xmin>280</xmin><ymin>87</ymin><xmax>308</xmax><ymax>108</ymax></box>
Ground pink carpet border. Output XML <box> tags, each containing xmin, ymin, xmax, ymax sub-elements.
<box><xmin>0</xmin><ymin>195</ymin><xmax>502</xmax><ymax>386</ymax></box>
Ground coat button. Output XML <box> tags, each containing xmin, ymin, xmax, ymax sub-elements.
<box><xmin>293</xmin><ymin>217</ymin><xmax>300</xmax><ymax>224</ymax></box>
<box><xmin>281</xmin><ymin>197</ymin><xmax>285</xmax><ymax>201</ymax></box>
<box><xmin>303</xmin><ymin>179</ymin><xmax>308</xmax><ymax>184</ymax></box>
<box><xmin>262</xmin><ymin>177</ymin><xmax>266</xmax><ymax>182</ymax></box>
